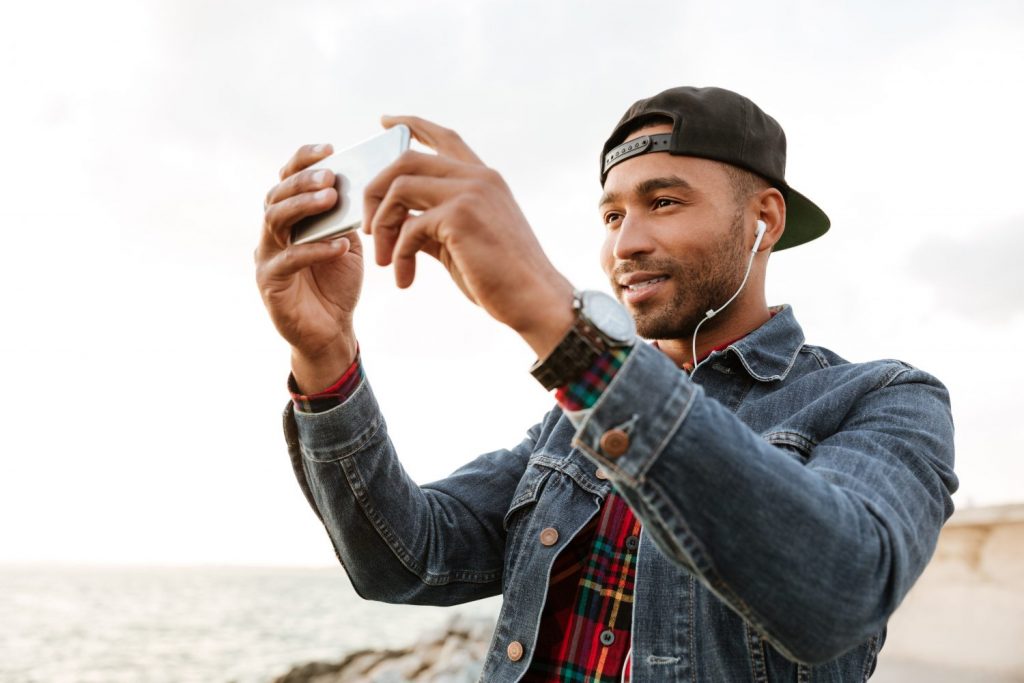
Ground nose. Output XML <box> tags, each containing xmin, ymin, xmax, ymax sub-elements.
<box><xmin>611</xmin><ymin>213</ymin><xmax>656</xmax><ymax>261</ymax></box>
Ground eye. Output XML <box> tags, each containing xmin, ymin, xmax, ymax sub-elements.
<box><xmin>653</xmin><ymin>197</ymin><xmax>677</xmax><ymax>209</ymax></box>
<box><xmin>603</xmin><ymin>211</ymin><xmax>623</xmax><ymax>226</ymax></box>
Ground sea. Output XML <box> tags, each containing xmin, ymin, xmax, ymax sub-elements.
<box><xmin>0</xmin><ymin>564</ymin><xmax>502</xmax><ymax>683</ymax></box>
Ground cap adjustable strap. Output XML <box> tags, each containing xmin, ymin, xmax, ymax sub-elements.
<box><xmin>602</xmin><ymin>133</ymin><xmax>673</xmax><ymax>175</ymax></box>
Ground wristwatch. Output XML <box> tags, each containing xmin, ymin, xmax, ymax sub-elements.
<box><xmin>530</xmin><ymin>290</ymin><xmax>636</xmax><ymax>391</ymax></box>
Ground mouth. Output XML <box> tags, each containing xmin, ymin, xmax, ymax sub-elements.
<box><xmin>618</xmin><ymin>274</ymin><xmax>670</xmax><ymax>305</ymax></box>
<box><xmin>622</xmin><ymin>275</ymin><xmax>668</xmax><ymax>292</ymax></box>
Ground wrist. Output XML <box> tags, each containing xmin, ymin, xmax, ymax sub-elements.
<box><xmin>515</xmin><ymin>276</ymin><xmax>576</xmax><ymax>358</ymax></box>
<box><xmin>529</xmin><ymin>289</ymin><xmax>636</xmax><ymax>391</ymax></box>
<box><xmin>291</xmin><ymin>336</ymin><xmax>358</xmax><ymax>395</ymax></box>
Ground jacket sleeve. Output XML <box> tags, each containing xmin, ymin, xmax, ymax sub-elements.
<box><xmin>284</xmin><ymin>375</ymin><xmax>541</xmax><ymax>606</ymax></box>
<box><xmin>572</xmin><ymin>341</ymin><xmax>958</xmax><ymax>664</ymax></box>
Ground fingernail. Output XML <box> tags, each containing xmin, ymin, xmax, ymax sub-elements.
<box><xmin>312</xmin><ymin>144</ymin><xmax>326</xmax><ymax>154</ymax></box>
<box><xmin>315</xmin><ymin>188</ymin><xmax>331</xmax><ymax>200</ymax></box>
<box><xmin>312</xmin><ymin>170</ymin><xmax>327</xmax><ymax>185</ymax></box>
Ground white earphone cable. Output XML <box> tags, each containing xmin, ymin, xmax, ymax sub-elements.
<box><xmin>690</xmin><ymin>221</ymin><xmax>764</xmax><ymax>374</ymax></box>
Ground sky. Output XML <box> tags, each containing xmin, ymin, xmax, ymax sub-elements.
<box><xmin>1</xmin><ymin>0</ymin><xmax>1022</xmax><ymax>566</ymax></box>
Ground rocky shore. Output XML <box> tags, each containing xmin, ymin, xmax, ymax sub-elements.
<box><xmin>272</xmin><ymin>615</ymin><xmax>494</xmax><ymax>683</ymax></box>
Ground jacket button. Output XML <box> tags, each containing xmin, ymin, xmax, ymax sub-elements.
<box><xmin>507</xmin><ymin>640</ymin><xmax>524</xmax><ymax>661</ymax></box>
<box><xmin>626</xmin><ymin>535</ymin><xmax>639</xmax><ymax>551</ymax></box>
<box><xmin>595</xmin><ymin>468</ymin><xmax>608</xmax><ymax>480</ymax></box>
<box><xmin>600</xmin><ymin>429</ymin><xmax>629</xmax><ymax>458</ymax></box>
<box><xmin>600</xmin><ymin>629</ymin><xmax>616</xmax><ymax>646</ymax></box>
<box><xmin>540</xmin><ymin>527</ymin><xmax>559</xmax><ymax>546</ymax></box>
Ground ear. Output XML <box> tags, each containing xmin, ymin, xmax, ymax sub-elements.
<box><xmin>753</xmin><ymin>187</ymin><xmax>786</xmax><ymax>253</ymax></box>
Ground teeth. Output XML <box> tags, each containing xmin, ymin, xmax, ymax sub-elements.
<box><xmin>627</xmin><ymin>276</ymin><xmax>667</xmax><ymax>291</ymax></box>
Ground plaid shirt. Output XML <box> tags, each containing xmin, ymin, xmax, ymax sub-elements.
<box><xmin>522</xmin><ymin>488</ymin><xmax>639</xmax><ymax>682</ymax></box>
<box><xmin>526</xmin><ymin>348</ymin><xmax>637</xmax><ymax>682</ymax></box>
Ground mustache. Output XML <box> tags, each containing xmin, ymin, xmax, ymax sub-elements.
<box><xmin>611</xmin><ymin>257</ymin><xmax>683</xmax><ymax>281</ymax></box>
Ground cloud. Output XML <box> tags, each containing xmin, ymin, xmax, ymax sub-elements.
<box><xmin>909</xmin><ymin>218</ymin><xmax>1024</xmax><ymax>323</ymax></box>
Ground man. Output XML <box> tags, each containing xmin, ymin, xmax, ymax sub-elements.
<box><xmin>256</xmin><ymin>87</ymin><xmax>957</xmax><ymax>682</ymax></box>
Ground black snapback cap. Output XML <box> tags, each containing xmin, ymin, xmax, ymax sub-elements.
<box><xmin>601</xmin><ymin>86</ymin><xmax>829</xmax><ymax>251</ymax></box>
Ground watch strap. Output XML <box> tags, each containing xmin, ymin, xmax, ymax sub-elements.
<box><xmin>530</xmin><ymin>318</ymin><xmax>605</xmax><ymax>391</ymax></box>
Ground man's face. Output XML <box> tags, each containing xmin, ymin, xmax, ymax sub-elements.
<box><xmin>599</xmin><ymin>124</ymin><xmax>749</xmax><ymax>340</ymax></box>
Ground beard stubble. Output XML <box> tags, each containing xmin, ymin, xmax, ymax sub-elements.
<box><xmin>612</xmin><ymin>212</ymin><xmax>748</xmax><ymax>340</ymax></box>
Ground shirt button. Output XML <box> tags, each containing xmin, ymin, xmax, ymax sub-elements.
<box><xmin>595</xmin><ymin>468</ymin><xmax>608</xmax><ymax>480</ymax></box>
<box><xmin>626</xmin><ymin>535</ymin><xmax>639</xmax><ymax>551</ymax></box>
<box><xmin>599</xmin><ymin>429</ymin><xmax>630</xmax><ymax>458</ymax></box>
<box><xmin>539</xmin><ymin>527</ymin><xmax>559</xmax><ymax>546</ymax></box>
<box><xmin>507</xmin><ymin>640</ymin><xmax>524</xmax><ymax>661</ymax></box>
<box><xmin>600</xmin><ymin>629</ymin><xmax>615</xmax><ymax>646</ymax></box>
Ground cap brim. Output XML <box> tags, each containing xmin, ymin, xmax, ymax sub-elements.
<box><xmin>775</xmin><ymin>186</ymin><xmax>830</xmax><ymax>251</ymax></box>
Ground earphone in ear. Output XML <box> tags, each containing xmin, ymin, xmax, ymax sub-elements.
<box><xmin>752</xmin><ymin>219</ymin><xmax>767</xmax><ymax>253</ymax></box>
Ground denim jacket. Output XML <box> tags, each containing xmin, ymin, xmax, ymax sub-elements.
<box><xmin>284</xmin><ymin>306</ymin><xmax>957</xmax><ymax>682</ymax></box>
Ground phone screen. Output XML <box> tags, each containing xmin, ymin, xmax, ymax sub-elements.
<box><xmin>290</xmin><ymin>124</ymin><xmax>411</xmax><ymax>245</ymax></box>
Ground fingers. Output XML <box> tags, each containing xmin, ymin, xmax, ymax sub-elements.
<box><xmin>389</xmin><ymin>210</ymin><xmax>442</xmax><ymax>289</ymax></box>
<box><xmin>258</xmin><ymin>238</ymin><xmax>351</xmax><ymax>284</ymax></box>
<box><xmin>256</xmin><ymin>121</ymin><xmax>486</xmax><ymax>294</ymax></box>
<box><xmin>363</xmin><ymin>150</ymin><xmax>474</xmax><ymax>236</ymax></box>
<box><xmin>259</xmin><ymin>144</ymin><xmax>338</xmax><ymax>257</ymax></box>
<box><xmin>265</xmin><ymin>166</ymin><xmax>336</xmax><ymax>208</ymax></box>
<box><xmin>279</xmin><ymin>143</ymin><xmax>334</xmax><ymax>181</ymax></box>
<box><xmin>371</xmin><ymin>205</ymin><xmax>408</xmax><ymax>268</ymax></box>
<box><xmin>261</xmin><ymin>186</ymin><xmax>338</xmax><ymax>251</ymax></box>
<box><xmin>369</xmin><ymin>175</ymin><xmax>467</xmax><ymax>267</ymax></box>
<box><xmin>382</xmin><ymin>115</ymin><xmax>483</xmax><ymax>165</ymax></box>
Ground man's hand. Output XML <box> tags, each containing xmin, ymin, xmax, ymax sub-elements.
<box><xmin>256</xmin><ymin>144</ymin><xmax>363</xmax><ymax>394</ymax></box>
<box><xmin>364</xmin><ymin>116</ymin><xmax>575</xmax><ymax>358</ymax></box>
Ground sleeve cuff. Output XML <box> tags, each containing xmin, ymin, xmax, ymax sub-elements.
<box><xmin>572</xmin><ymin>341</ymin><xmax>697</xmax><ymax>482</ymax></box>
<box><xmin>554</xmin><ymin>346</ymin><xmax>632</xmax><ymax>412</ymax></box>
<box><xmin>289</xmin><ymin>352</ymin><xmax>365</xmax><ymax>413</ymax></box>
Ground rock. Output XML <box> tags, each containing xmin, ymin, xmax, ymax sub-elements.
<box><xmin>272</xmin><ymin>615</ymin><xmax>495</xmax><ymax>683</ymax></box>
<box><xmin>875</xmin><ymin>504</ymin><xmax>1024</xmax><ymax>681</ymax></box>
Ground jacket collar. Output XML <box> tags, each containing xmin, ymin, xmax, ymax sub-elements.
<box><xmin>718</xmin><ymin>304</ymin><xmax>805</xmax><ymax>382</ymax></box>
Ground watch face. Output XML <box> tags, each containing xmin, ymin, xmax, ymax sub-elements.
<box><xmin>582</xmin><ymin>290</ymin><xmax>636</xmax><ymax>343</ymax></box>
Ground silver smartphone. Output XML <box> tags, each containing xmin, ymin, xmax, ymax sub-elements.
<box><xmin>290</xmin><ymin>124</ymin><xmax>411</xmax><ymax>245</ymax></box>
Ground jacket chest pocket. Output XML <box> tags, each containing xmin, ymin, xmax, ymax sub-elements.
<box><xmin>763</xmin><ymin>430</ymin><xmax>814</xmax><ymax>464</ymax></box>
<box><xmin>500</xmin><ymin>463</ymin><xmax>555</xmax><ymax>594</ymax></box>
<box><xmin>503</xmin><ymin>463</ymin><xmax>553</xmax><ymax>532</ymax></box>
